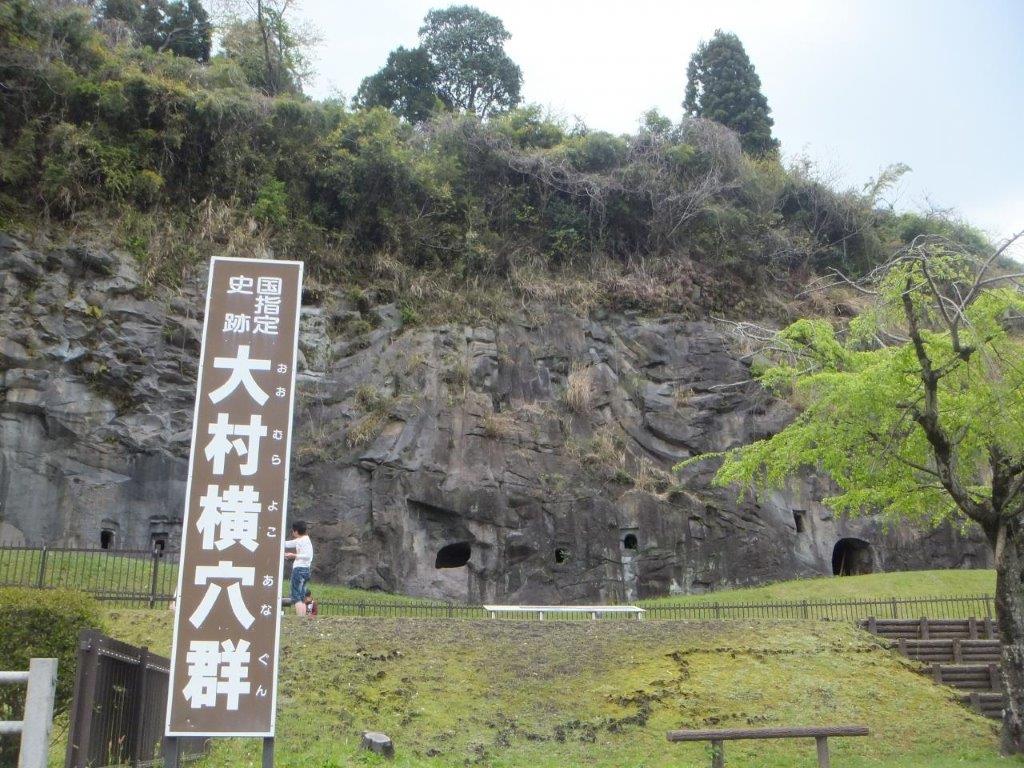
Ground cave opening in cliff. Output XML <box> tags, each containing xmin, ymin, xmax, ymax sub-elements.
<box><xmin>554</xmin><ymin>547</ymin><xmax>570</xmax><ymax>563</ymax></box>
<box><xmin>793</xmin><ymin>510</ymin><xmax>807</xmax><ymax>533</ymax></box>
<box><xmin>435</xmin><ymin>541</ymin><xmax>471</xmax><ymax>568</ymax></box>
<box><xmin>100</xmin><ymin>529</ymin><xmax>115</xmax><ymax>550</ymax></box>
<box><xmin>623</xmin><ymin>533</ymin><xmax>638</xmax><ymax>550</ymax></box>
<box><xmin>832</xmin><ymin>538</ymin><xmax>874</xmax><ymax>576</ymax></box>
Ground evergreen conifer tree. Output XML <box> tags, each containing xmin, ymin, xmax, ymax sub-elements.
<box><xmin>684</xmin><ymin>30</ymin><xmax>778</xmax><ymax>155</ymax></box>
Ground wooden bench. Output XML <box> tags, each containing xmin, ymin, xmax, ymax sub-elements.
<box><xmin>667</xmin><ymin>725</ymin><xmax>869</xmax><ymax>767</ymax></box>
<box><xmin>482</xmin><ymin>605</ymin><xmax>645</xmax><ymax>620</ymax></box>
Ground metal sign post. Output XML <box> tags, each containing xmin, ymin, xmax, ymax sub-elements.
<box><xmin>163</xmin><ymin>257</ymin><xmax>303</xmax><ymax>764</ymax></box>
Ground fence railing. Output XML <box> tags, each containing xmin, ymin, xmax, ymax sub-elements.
<box><xmin>0</xmin><ymin>545</ymin><xmax>179</xmax><ymax>608</ymax></box>
<box><xmin>0</xmin><ymin>658</ymin><xmax>58</xmax><ymax>768</ymax></box>
<box><xmin>0</xmin><ymin>545</ymin><xmax>997</xmax><ymax>621</ymax></box>
<box><xmin>65</xmin><ymin>629</ymin><xmax>207</xmax><ymax>768</ymax></box>
<box><xmin>309</xmin><ymin>593</ymin><xmax>996</xmax><ymax>622</ymax></box>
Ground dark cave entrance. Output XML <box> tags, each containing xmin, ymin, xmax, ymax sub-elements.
<box><xmin>793</xmin><ymin>510</ymin><xmax>807</xmax><ymax>533</ymax></box>
<box><xmin>435</xmin><ymin>541</ymin><xmax>472</xmax><ymax>569</ymax></box>
<box><xmin>623</xmin><ymin>533</ymin><xmax>638</xmax><ymax>550</ymax></box>
<box><xmin>832</xmin><ymin>538</ymin><xmax>874</xmax><ymax>576</ymax></box>
<box><xmin>100</xmin><ymin>529</ymin><xmax>115</xmax><ymax>550</ymax></box>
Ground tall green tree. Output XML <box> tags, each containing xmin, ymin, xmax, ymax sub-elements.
<box><xmin>684</xmin><ymin>30</ymin><xmax>778</xmax><ymax>155</ymax></box>
<box><xmin>679</xmin><ymin>232</ymin><xmax>1024</xmax><ymax>752</ymax></box>
<box><xmin>354</xmin><ymin>46</ymin><xmax>442</xmax><ymax>123</ymax></box>
<box><xmin>419</xmin><ymin>5</ymin><xmax>521</xmax><ymax>118</ymax></box>
<box><xmin>101</xmin><ymin>0</ymin><xmax>212</xmax><ymax>61</ymax></box>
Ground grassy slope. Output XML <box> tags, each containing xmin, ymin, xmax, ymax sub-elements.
<box><xmin>640</xmin><ymin>569</ymin><xmax>996</xmax><ymax>607</ymax></box>
<box><xmin>86</xmin><ymin>609</ymin><xmax>1017</xmax><ymax>768</ymax></box>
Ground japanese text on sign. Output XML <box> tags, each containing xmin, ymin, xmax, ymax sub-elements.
<box><xmin>166</xmin><ymin>257</ymin><xmax>302</xmax><ymax>737</ymax></box>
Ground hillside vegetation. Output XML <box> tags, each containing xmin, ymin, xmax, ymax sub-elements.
<box><xmin>62</xmin><ymin>610</ymin><xmax>1014</xmax><ymax>768</ymax></box>
<box><xmin>0</xmin><ymin>1</ymin><xmax>990</xmax><ymax>322</ymax></box>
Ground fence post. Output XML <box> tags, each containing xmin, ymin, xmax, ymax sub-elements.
<box><xmin>890</xmin><ymin>597</ymin><xmax>899</xmax><ymax>619</ymax></box>
<box><xmin>985</xmin><ymin>594</ymin><xmax>993</xmax><ymax>619</ymax></box>
<box><xmin>801</xmin><ymin>600</ymin><xmax>809</xmax><ymax>619</ymax></box>
<box><xmin>148</xmin><ymin>548</ymin><xmax>161</xmax><ymax>609</ymax></box>
<box><xmin>131</xmin><ymin>646</ymin><xmax>151</xmax><ymax>764</ymax></box>
<box><xmin>18</xmin><ymin>657</ymin><xmax>57</xmax><ymax>768</ymax></box>
<box><xmin>65</xmin><ymin>631</ymin><xmax>99</xmax><ymax>768</ymax></box>
<box><xmin>35</xmin><ymin>546</ymin><xmax>47</xmax><ymax>589</ymax></box>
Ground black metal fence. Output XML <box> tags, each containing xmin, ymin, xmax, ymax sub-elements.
<box><xmin>310</xmin><ymin>593</ymin><xmax>995</xmax><ymax>621</ymax></box>
<box><xmin>65</xmin><ymin>629</ymin><xmax>207</xmax><ymax>767</ymax></box>
<box><xmin>0</xmin><ymin>544</ymin><xmax>997</xmax><ymax>621</ymax></box>
<box><xmin>0</xmin><ymin>545</ymin><xmax>179</xmax><ymax>607</ymax></box>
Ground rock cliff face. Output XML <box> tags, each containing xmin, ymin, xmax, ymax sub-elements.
<box><xmin>0</xmin><ymin>234</ymin><xmax>989</xmax><ymax>601</ymax></box>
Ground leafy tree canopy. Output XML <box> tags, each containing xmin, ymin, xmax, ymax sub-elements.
<box><xmin>358</xmin><ymin>4</ymin><xmax>522</xmax><ymax>121</ymax></box>
<box><xmin>420</xmin><ymin>5</ymin><xmax>521</xmax><ymax>118</ymax></box>
<box><xmin>679</xmin><ymin>235</ymin><xmax>1024</xmax><ymax>751</ymax></box>
<box><xmin>684</xmin><ymin>30</ymin><xmax>778</xmax><ymax>155</ymax></box>
<box><xmin>354</xmin><ymin>46</ymin><xmax>442</xmax><ymax>123</ymax></box>
<box><xmin>101</xmin><ymin>0</ymin><xmax>211</xmax><ymax>61</ymax></box>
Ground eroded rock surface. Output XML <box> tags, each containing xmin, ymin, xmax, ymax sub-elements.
<box><xmin>0</xmin><ymin>234</ymin><xmax>989</xmax><ymax>601</ymax></box>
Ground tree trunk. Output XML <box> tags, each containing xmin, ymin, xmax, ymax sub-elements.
<box><xmin>994</xmin><ymin>518</ymin><xmax>1024</xmax><ymax>754</ymax></box>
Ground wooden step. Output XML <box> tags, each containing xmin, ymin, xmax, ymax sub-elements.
<box><xmin>894</xmin><ymin>638</ymin><xmax>1002</xmax><ymax>664</ymax></box>
<box><xmin>931</xmin><ymin>663</ymin><xmax>1002</xmax><ymax>692</ymax></box>
<box><xmin>957</xmin><ymin>691</ymin><xmax>1005</xmax><ymax>719</ymax></box>
<box><xmin>863</xmin><ymin>617</ymin><xmax>996</xmax><ymax>641</ymax></box>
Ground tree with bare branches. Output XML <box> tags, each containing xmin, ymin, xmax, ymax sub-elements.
<box><xmin>679</xmin><ymin>230</ymin><xmax>1024</xmax><ymax>752</ymax></box>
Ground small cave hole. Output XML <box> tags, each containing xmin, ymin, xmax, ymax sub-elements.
<box><xmin>623</xmin><ymin>533</ymin><xmax>638</xmax><ymax>550</ymax></box>
<box><xmin>100</xmin><ymin>529</ymin><xmax>115</xmax><ymax>550</ymax></box>
<box><xmin>554</xmin><ymin>547</ymin><xmax>570</xmax><ymax>564</ymax></box>
<box><xmin>792</xmin><ymin>510</ymin><xmax>807</xmax><ymax>534</ymax></box>
<box><xmin>832</xmin><ymin>538</ymin><xmax>874</xmax><ymax>576</ymax></box>
<box><xmin>435</xmin><ymin>541</ymin><xmax>471</xmax><ymax>569</ymax></box>
<box><xmin>152</xmin><ymin>535</ymin><xmax>167</xmax><ymax>553</ymax></box>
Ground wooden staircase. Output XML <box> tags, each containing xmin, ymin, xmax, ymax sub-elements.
<box><xmin>862</xmin><ymin>617</ymin><xmax>1006</xmax><ymax>720</ymax></box>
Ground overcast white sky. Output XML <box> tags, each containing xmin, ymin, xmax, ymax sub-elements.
<box><xmin>300</xmin><ymin>0</ymin><xmax>1023</xmax><ymax>249</ymax></box>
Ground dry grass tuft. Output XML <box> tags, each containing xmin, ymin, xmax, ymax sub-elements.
<box><xmin>480</xmin><ymin>411</ymin><xmax>516</xmax><ymax>440</ymax></box>
<box><xmin>564</xmin><ymin>363</ymin><xmax>595</xmax><ymax>414</ymax></box>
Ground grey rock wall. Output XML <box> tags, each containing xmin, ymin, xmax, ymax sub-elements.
<box><xmin>0</xmin><ymin>234</ymin><xmax>989</xmax><ymax>601</ymax></box>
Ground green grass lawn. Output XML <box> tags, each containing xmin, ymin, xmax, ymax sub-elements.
<box><xmin>0</xmin><ymin>547</ymin><xmax>435</xmax><ymax>605</ymax></box>
<box><xmin>72</xmin><ymin>609</ymin><xmax>1018</xmax><ymax>768</ymax></box>
<box><xmin>639</xmin><ymin>569</ymin><xmax>996</xmax><ymax>607</ymax></box>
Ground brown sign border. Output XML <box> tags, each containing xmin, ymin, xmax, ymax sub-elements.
<box><xmin>164</xmin><ymin>256</ymin><xmax>303</xmax><ymax>738</ymax></box>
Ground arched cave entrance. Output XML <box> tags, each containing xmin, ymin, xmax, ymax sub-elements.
<box><xmin>832</xmin><ymin>538</ymin><xmax>874</xmax><ymax>576</ymax></box>
<box><xmin>554</xmin><ymin>547</ymin><xmax>570</xmax><ymax>564</ymax></box>
<box><xmin>435</xmin><ymin>541</ymin><xmax>471</xmax><ymax>569</ymax></box>
<box><xmin>100</xmin><ymin>529</ymin><xmax>115</xmax><ymax>550</ymax></box>
<box><xmin>623</xmin><ymin>533</ymin><xmax>638</xmax><ymax>550</ymax></box>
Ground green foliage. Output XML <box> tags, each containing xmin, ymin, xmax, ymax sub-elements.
<box><xmin>0</xmin><ymin>1</ymin><xmax>990</xmax><ymax>295</ymax></box>
<box><xmin>684</xmin><ymin>30</ymin><xmax>778</xmax><ymax>155</ymax></box>
<box><xmin>101</xmin><ymin>0</ymin><xmax>212</xmax><ymax>62</ymax></box>
<box><xmin>686</xmin><ymin>249</ymin><xmax>1024</xmax><ymax>528</ymax></box>
<box><xmin>0</xmin><ymin>588</ymin><xmax>104</xmax><ymax>736</ymax></box>
<box><xmin>354</xmin><ymin>45</ymin><xmax>442</xmax><ymax>124</ymax></box>
<box><xmin>252</xmin><ymin>178</ymin><xmax>289</xmax><ymax>227</ymax></box>
<box><xmin>218</xmin><ymin>0</ymin><xmax>316</xmax><ymax>96</ymax></box>
<box><xmin>419</xmin><ymin>4</ymin><xmax>522</xmax><ymax>118</ymax></box>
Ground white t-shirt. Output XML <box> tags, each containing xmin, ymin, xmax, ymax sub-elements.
<box><xmin>284</xmin><ymin>535</ymin><xmax>313</xmax><ymax>568</ymax></box>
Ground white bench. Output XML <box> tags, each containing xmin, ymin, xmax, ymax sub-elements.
<box><xmin>482</xmin><ymin>605</ymin><xmax>645</xmax><ymax>621</ymax></box>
